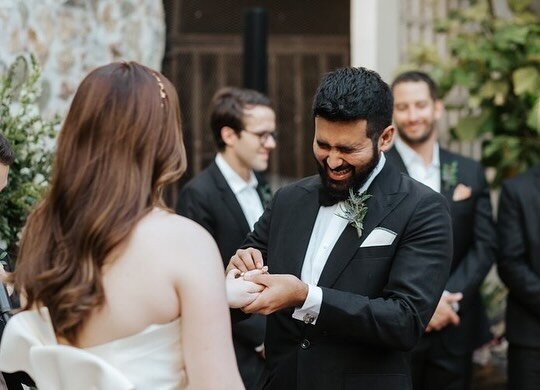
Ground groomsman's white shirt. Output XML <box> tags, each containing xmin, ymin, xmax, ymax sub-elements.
<box><xmin>394</xmin><ymin>136</ymin><xmax>440</xmax><ymax>193</ymax></box>
<box><xmin>292</xmin><ymin>153</ymin><xmax>386</xmax><ymax>325</ymax></box>
<box><xmin>215</xmin><ymin>154</ymin><xmax>264</xmax><ymax>230</ymax></box>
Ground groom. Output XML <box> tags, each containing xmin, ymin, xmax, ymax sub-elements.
<box><xmin>227</xmin><ymin>67</ymin><xmax>453</xmax><ymax>389</ymax></box>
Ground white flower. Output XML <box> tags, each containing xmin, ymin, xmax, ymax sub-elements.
<box><xmin>33</xmin><ymin>173</ymin><xmax>46</xmax><ymax>186</ymax></box>
<box><xmin>43</xmin><ymin>137</ymin><xmax>57</xmax><ymax>152</ymax></box>
<box><xmin>32</xmin><ymin>121</ymin><xmax>43</xmax><ymax>132</ymax></box>
<box><xmin>20</xmin><ymin>167</ymin><xmax>31</xmax><ymax>175</ymax></box>
<box><xmin>28</xmin><ymin>141</ymin><xmax>40</xmax><ymax>153</ymax></box>
<box><xmin>25</xmin><ymin>105</ymin><xmax>39</xmax><ymax>117</ymax></box>
<box><xmin>31</xmin><ymin>152</ymin><xmax>44</xmax><ymax>164</ymax></box>
<box><xmin>0</xmin><ymin>240</ymin><xmax>7</xmax><ymax>250</ymax></box>
<box><xmin>8</xmin><ymin>102</ymin><xmax>22</xmax><ymax>117</ymax></box>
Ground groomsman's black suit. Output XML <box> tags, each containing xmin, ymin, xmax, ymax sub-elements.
<box><xmin>386</xmin><ymin>147</ymin><xmax>496</xmax><ymax>388</ymax></box>
<box><xmin>497</xmin><ymin>166</ymin><xmax>540</xmax><ymax>389</ymax></box>
<box><xmin>241</xmin><ymin>161</ymin><xmax>453</xmax><ymax>390</ymax></box>
<box><xmin>177</xmin><ymin>161</ymin><xmax>268</xmax><ymax>390</ymax></box>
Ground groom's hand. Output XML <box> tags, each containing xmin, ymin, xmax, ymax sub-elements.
<box><xmin>241</xmin><ymin>273</ymin><xmax>308</xmax><ymax>315</ymax></box>
<box><xmin>226</xmin><ymin>248</ymin><xmax>264</xmax><ymax>273</ymax></box>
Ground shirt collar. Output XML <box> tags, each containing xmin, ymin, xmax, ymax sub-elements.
<box><xmin>394</xmin><ymin>136</ymin><xmax>440</xmax><ymax>168</ymax></box>
<box><xmin>215</xmin><ymin>154</ymin><xmax>258</xmax><ymax>195</ymax></box>
<box><xmin>357</xmin><ymin>152</ymin><xmax>386</xmax><ymax>194</ymax></box>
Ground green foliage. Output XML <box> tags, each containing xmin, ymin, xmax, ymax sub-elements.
<box><xmin>0</xmin><ymin>55</ymin><xmax>59</xmax><ymax>255</ymax></box>
<box><xmin>337</xmin><ymin>189</ymin><xmax>372</xmax><ymax>237</ymax></box>
<box><xmin>480</xmin><ymin>271</ymin><xmax>508</xmax><ymax>328</ymax></box>
<box><xmin>405</xmin><ymin>0</ymin><xmax>540</xmax><ymax>185</ymax></box>
<box><xmin>441</xmin><ymin>161</ymin><xmax>458</xmax><ymax>190</ymax></box>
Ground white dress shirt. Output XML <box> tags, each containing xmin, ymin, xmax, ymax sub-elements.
<box><xmin>215</xmin><ymin>154</ymin><xmax>264</xmax><ymax>230</ymax></box>
<box><xmin>292</xmin><ymin>153</ymin><xmax>387</xmax><ymax>325</ymax></box>
<box><xmin>394</xmin><ymin>136</ymin><xmax>441</xmax><ymax>193</ymax></box>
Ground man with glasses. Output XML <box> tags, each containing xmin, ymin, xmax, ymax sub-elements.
<box><xmin>177</xmin><ymin>87</ymin><xmax>276</xmax><ymax>390</ymax></box>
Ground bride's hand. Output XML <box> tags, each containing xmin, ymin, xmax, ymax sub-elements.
<box><xmin>225</xmin><ymin>269</ymin><xmax>266</xmax><ymax>309</ymax></box>
<box><xmin>241</xmin><ymin>266</ymin><xmax>268</xmax><ymax>279</ymax></box>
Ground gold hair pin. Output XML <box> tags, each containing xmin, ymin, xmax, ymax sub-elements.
<box><xmin>151</xmin><ymin>72</ymin><xmax>167</xmax><ymax>106</ymax></box>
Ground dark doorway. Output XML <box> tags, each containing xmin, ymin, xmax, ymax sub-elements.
<box><xmin>162</xmin><ymin>0</ymin><xmax>350</xmax><ymax>182</ymax></box>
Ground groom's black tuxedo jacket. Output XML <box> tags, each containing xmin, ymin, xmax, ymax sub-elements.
<box><xmin>177</xmin><ymin>161</ymin><xmax>267</xmax><ymax>389</ymax></box>
<box><xmin>386</xmin><ymin>147</ymin><xmax>496</xmax><ymax>355</ymax></box>
<box><xmin>242</xmin><ymin>162</ymin><xmax>453</xmax><ymax>390</ymax></box>
<box><xmin>497</xmin><ymin>166</ymin><xmax>540</xmax><ymax>348</ymax></box>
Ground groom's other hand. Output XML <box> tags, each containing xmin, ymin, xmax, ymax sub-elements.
<box><xmin>241</xmin><ymin>274</ymin><xmax>308</xmax><ymax>315</ymax></box>
<box><xmin>227</xmin><ymin>248</ymin><xmax>265</xmax><ymax>273</ymax></box>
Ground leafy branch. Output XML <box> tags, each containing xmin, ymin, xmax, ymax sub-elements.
<box><xmin>403</xmin><ymin>0</ymin><xmax>540</xmax><ymax>185</ymax></box>
<box><xmin>337</xmin><ymin>189</ymin><xmax>372</xmax><ymax>237</ymax></box>
<box><xmin>0</xmin><ymin>54</ymin><xmax>59</xmax><ymax>256</ymax></box>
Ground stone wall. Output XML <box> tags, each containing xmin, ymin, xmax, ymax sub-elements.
<box><xmin>0</xmin><ymin>0</ymin><xmax>165</xmax><ymax>117</ymax></box>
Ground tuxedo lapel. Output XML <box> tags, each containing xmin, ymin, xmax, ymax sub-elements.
<box><xmin>317</xmin><ymin>163</ymin><xmax>407</xmax><ymax>288</ymax></box>
<box><xmin>439</xmin><ymin>149</ymin><xmax>455</xmax><ymax>201</ymax></box>
<box><xmin>280</xmin><ymin>179</ymin><xmax>321</xmax><ymax>278</ymax></box>
<box><xmin>208</xmin><ymin>162</ymin><xmax>251</xmax><ymax>233</ymax></box>
<box><xmin>385</xmin><ymin>147</ymin><xmax>409</xmax><ymax>175</ymax></box>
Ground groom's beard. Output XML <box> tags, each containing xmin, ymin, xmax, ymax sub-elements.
<box><xmin>317</xmin><ymin>143</ymin><xmax>380</xmax><ymax>205</ymax></box>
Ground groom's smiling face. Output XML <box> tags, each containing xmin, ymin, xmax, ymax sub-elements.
<box><xmin>313</xmin><ymin>117</ymin><xmax>380</xmax><ymax>202</ymax></box>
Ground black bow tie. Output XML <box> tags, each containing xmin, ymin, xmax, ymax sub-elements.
<box><xmin>318</xmin><ymin>188</ymin><xmax>348</xmax><ymax>207</ymax></box>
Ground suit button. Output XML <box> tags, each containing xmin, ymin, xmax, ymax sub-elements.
<box><xmin>300</xmin><ymin>339</ymin><xmax>310</xmax><ymax>349</ymax></box>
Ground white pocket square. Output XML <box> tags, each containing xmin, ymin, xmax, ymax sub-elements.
<box><xmin>360</xmin><ymin>227</ymin><xmax>397</xmax><ymax>247</ymax></box>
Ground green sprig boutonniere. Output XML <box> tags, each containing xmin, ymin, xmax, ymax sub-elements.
<box><xmin>258</xmin><ymin>183</ymin><xmax>273</xmax><ymax>207</ymax></box>
<box><xmin>337</xmin><ymin>189</ymin><xmax>372</xmax><ymax>237</ymax></box>
<box><xmin>442</xmin><ymin>161</ymin><xmax>458</xmax><ymax>191</ymax></box>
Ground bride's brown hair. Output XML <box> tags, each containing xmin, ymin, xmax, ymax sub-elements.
<box><xmin>13</xmin><ymin>62</ymin><xmax>186</xmax><ymax>344</ymax></box>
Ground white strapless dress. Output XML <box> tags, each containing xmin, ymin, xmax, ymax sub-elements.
<box><xmin>0</xmin><ymin>308</ymin><xmax>188</xmax><ymax>389</ymax></box>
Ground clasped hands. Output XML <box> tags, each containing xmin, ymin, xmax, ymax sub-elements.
<box><xmin>225</xmin><ymin>248</ymin><xmax>308</xmax><ymax>315</ymax></box>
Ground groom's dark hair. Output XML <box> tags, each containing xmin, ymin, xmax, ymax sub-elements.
<box><xmin>312</xmin><ymin>67</ymin><xmax>393</xmax><ymax>143</ymax></box>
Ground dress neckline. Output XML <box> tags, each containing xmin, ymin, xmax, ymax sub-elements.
<box><xmin>83</xmin><ymin>317</ymin><xmax>182</xmax><ymax>351</ymax></box>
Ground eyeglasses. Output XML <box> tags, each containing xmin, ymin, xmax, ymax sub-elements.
<box><xmin>241</xmin><ymin>129</ymin><xmax>278</xmax><ymax>145</ymax></box>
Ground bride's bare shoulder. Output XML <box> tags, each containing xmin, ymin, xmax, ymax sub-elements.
<box><xmin>132</xmin><ymin>208</ymin><xmax>216</xmax><ymax>249</ymax></box>
<box><xmin>126</xmin><ymin>208</ymin><xmax>221</xmax><ymax>277</ymax></box>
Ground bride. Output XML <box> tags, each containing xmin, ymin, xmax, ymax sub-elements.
<box><xmin>0</xmin><ymin>62</ymin><xmax>258</xmax><ymax>389</ymax></box>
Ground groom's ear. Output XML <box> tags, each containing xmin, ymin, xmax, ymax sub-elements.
<box><xmin>378</xmin><ymin>125</ymin><xmax>395</xmax><ymax>152</ymax></box>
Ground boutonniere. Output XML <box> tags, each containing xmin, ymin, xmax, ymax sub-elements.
<box><xmin>337</xmin><ymin>188</ymin><xmax>372</xmax><ymax>237</ymax></box>
<box><xmin>442</xmin><ymin>161</ymin><xmax>458</xmax><ymax>191</ymax></box>
<box><xmin>258</xmin><ymin>183</ymin><xmax>273</xmax><ymax>207</ymax></box>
